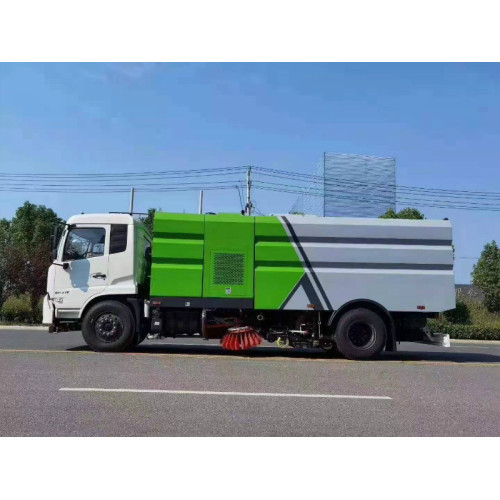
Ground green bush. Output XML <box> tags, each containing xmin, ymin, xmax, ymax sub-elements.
<box><xmin>465</xmin><ymin>299</ymin><xmax>500</xmax><ymax>327</ymax></box>
<box><xmin>443</xmin><ymin>299</ymin><xmax>471</xmax><ymax>324</ymax></box>
<box><xmin>35</xmin><ymin>296</ymin><xmax>43</xmax><ymax>323</ymax></box>
<box><xmin>471</xmin><ymin>240</ymin><xmax>500</xmax><ymax>313</ymax></box>
<box><xmin>0</xmin><ymin>295</ymin><xmax>33</xmax><ymax>323</ymax></box>
<box><xmin>428</xmin><ymin>319</ymin><xmax>500</xmax><ymax>341</ymax></box>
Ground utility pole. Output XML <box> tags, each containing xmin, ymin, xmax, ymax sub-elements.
<box><xmin>129</xmin><ymin>187</ymin><xmax>135</xmax><ymax>214</ymax></box>
<box><xmin>199</xmin><ymin>190</ymin><xmax>204</xmax><ymax>214</ymax></box>
<box><xmin>246</xmin><ymin>166</ymin><xmax>253</xmax><ymax>216</ymax></box>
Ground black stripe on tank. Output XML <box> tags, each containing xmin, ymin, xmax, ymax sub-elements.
<box><xmin>257</xmin><ymin>261</ymin><xmax>453</xmax><ymax>271</ymax></box>
<box><xmin>301</xmin><ymin>275</ymin><xmax>324</xmax><ymax>310</ymax></box>
<box><xmin>256</xmin><ymin>235</ymin><xmax>452</xmax><ymax>246</ymax></box>
<box><xmin>280</xmin><ymin>274</ymin><xmax>324</xmax><ymax>311</ymax></box>
<box><xmin>312</xmin><ymin>262</ymin><xmax>453</xmax><ymax>270</ymax></box>
<box><xmin>281</xmin><ymin>216</ymin><xmax>333</xmax><ymax>311</ymax></box>
<box><xmin>288</xmin><ymin>236</ymin><xmax>452</xmax><ymax>246</ymax></box>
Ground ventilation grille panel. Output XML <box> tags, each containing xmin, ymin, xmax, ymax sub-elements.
<box><xmin>213</xmin><ymin>253</ymin><xmax>245</xmax><ymax>285</ymax></box>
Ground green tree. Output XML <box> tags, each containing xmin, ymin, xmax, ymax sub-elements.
<box><xmin>7</xmin><ymin>202</ymin><xmax>63</xmax><ymax>319</ymax></box>
<box><xmin>380</xmin><ymin>207</ymin><xmax>425</xmax><ymax>219</ymax></box>
<box><xmin>472</xmin><ymin>240</ymin><xmax>500</xmax><ymax>313</ymax></box>
<box><xmin>141</xmin><ymin>208</ymin><xmax>157</xmax><ymax>234</ymax></box>
<box><xmin>0</xmin><ymin>218</ymin><xmax>11</xmax><ymax>309</ymax></box>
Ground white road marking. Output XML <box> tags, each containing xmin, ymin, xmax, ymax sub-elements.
<box><xmin>59</xmin><ymin>388</ymin><xmax>392</xmax><ymax>400</ymax></box>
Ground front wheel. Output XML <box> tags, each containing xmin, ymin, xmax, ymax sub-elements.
<box><xmin>82</xmin><ymin>300</ymin><xmax>136</xmax><ymax>352</ymax></box>
<box><xmin>131</xmin><ymin>330</ymin><xmax>148</xmax><ymax>348</ymax></box>
<box><xmin>334</xmin><ymin>308</ymin><xmax>387</xmax><ymax>360</ymax></box>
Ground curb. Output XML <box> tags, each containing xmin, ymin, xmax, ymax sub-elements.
<box><xmin>0</xmin><ymin>325</ymin><xmax>46</xmax><ymax>331</ymax></box>
<box><xmin>451</xmin><ymin>339</ymin><xmax>500</xmax><ymax>346</ymax></box>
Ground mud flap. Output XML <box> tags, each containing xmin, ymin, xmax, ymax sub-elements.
<box><xmin>42</xmin><ymin>295</ymin><xmax>54</xmax><ymax>326</ymax></box>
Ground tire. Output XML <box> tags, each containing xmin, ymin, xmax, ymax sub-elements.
<box><xmin>321</xmin><ymin>340</ymin><xmax>342</xmax><ymax>357</ymax></box>
<box><xmin>82</xmin><ymin>300</ymin><xmax>136</xmax><ymax>352</ymax></box>
<box><xmin>131</xmin><ymin>330</ymin><xmax>148</xmax><ymax>348</ymax></box>
<box><xmin>334</xmin><ymin>308</ymin><xmax>387</xmax><ymax>360</ymax></box>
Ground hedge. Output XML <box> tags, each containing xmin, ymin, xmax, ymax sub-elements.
<box><xmin>0</xmin><ymin>295</ymin><xmax>33</xmax><ymax>323</ymax></box>
<box><xmin>0</xmin><ymin>295</ymin><xmax>43</xmax><ymax>324</ymax></box>
<box><xmin>427</xmin><ymin>319</ymin><xmax>500</xmax><ymax>341</ymax></box>
<box><xmin>442</xmin><ymin>299</ymin><xmax>471</xmax><ymax>325</ymax></box>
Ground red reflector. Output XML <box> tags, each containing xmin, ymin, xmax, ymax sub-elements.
<box><xmin>152</xmin><ymin>301</ymin><xmax>161</xmax><ymax>306</ymax></box>
<box><xmin>417</xmin><ymin>305</ymin><xmax>425</xmax><ymax>310</ymax></box>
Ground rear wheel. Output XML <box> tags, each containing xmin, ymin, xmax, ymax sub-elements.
<box><xmin>334</xmin><ymin>308</ymin><xmax>387</xmax><ymax>360</ymax></box>
<box><xmin>82</xmin><ymin>300</ymin><xmax>136</xmax><ymax>352</ymax></box>
<box><xmin>321</xmin><ymin>339</ymin><xmax>342</xmax><ymax>357</ymax></box>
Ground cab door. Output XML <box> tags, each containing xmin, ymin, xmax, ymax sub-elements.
<box><xmin>53</xmin><ymin>225</ymin><xmax>110</xmax><ymax>319</ymax></box>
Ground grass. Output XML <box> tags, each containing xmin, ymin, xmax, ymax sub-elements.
<box><xmin>427</xmin><ymin>295</ymin><xmax>500</xmax><ymax>341</ymax></box>
<box><xmin>464</xmin><ymin>298</ymin><xmax>500</xmax><ymax>327</ymax></box>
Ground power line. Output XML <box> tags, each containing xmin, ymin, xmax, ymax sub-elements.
<box><xmin>235</xmin><ymin>185</ymin><xmax>244</xmax><ymax>211</ymax></box>
<box><xmin>253</xmin><ymin>166</ymin><xmax>500</xmax><ymax>196</ymax></box>
<box><xmin>253</xmin><ymin>180</ymin><xmax>500</xmax><ymax>209</ymax></box>
<box><xmin>0</xmin><ymin>183</ymin><xmax>240</xmax><ymax>193</ymax></box>
<box><xmin>254</xmin><ymin>168</ymin><xmax>500</xmax><ymax>200</ymax></box>
<box><xmin>0</xmin><ymin>166</ymin><xmax>247</xmax><ymax>179</ymax></box>
<box><xmin>252</xmin><ymin>184</ymin><xmax>500</xmax><ymax>212</ymax></box>
<box><xmin>0</xmin><ymin>178</ymin><xmax>245</xmax><ymax>189</ymax></box>
<box><xmin>2</xmin><ymin>163</ymin><xmax>500</xmax><ymax>200</ymax></box>
<box><xmin>1</xmin><ymin>163</ymin><xmax>499</xmax><ymax>213</ymax></box>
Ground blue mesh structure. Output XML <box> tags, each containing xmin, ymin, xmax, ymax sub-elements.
<box><xmin>291</xmin><ymin>153</ymin><xmax>396</xmax><ymax>217</ymax></box>
<box><xmin>289</xmin><ymin>159</ymin><xmax>325</xmax><ymax>216</ymax></box>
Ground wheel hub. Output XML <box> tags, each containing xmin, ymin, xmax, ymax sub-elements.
<box><xmin>95</xmin><ymin>313</ymin><xmax>123</xmax><ymax>343</ymax></box>
<box><xmin>347</xmin><ymin>321</ymin><xmax>376</xmax><ymax>350</ymax></box>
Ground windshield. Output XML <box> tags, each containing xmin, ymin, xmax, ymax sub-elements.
<box><xmin>63</xmin><ymin>227</ymin><xmax>106</xmax><ymax>261</ymax></box>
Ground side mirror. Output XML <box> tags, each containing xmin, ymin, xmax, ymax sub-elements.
<box><xmin>53</xmin><ymin>261</ymin><xmax>69</xmax><ymax>270</ymax></box>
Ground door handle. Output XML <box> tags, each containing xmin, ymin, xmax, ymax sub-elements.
<box><xmin>92</xmin><ymin>272</ymin><xmax>107</xmax><ymax>279</ymax></box>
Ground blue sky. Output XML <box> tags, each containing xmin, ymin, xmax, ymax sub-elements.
<box><xmin>1</xmin><ymin>62</ymin><xmax>499</xmax><ymax>283</ymax></box>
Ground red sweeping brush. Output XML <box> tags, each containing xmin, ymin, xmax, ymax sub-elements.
<box><xmin>221</xmin><ymin>326</ymin><xmax>262</xmax><ymax>351</ymax></box>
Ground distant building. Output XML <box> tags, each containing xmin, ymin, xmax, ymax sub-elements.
<box><xmin>455</xmin><ymin>284</ymin><xmax>485</xmax><ymax>302</ymax></box>
<box><xmin>291</xmin><ymin>153</ymin><xmax>396</xmax><ymax>217</ymax></box>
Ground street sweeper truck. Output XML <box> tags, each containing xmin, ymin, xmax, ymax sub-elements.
<box><xmin>43</xmin><ymin>212</ymin><xmax>455</xmax><ymax>359</ymax></box>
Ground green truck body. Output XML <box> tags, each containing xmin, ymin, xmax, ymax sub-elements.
<box><xmin>151</xmin><ymin>213</ymin><xmax>303</xmax><ymax>309</ymax></box>
<box><xmin>150</xmin><ymin>211</ymin><xmax>456</xmax><ymax>315</ymax></box>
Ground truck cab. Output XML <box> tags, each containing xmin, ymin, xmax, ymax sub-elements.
<box><xmin>43</xmin><ymin>214</ymin><xmax>151</xmax><ymax>336</ymax></box>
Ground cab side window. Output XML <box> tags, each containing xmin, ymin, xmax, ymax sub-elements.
<box><xmin>110</xmin><ymin>224</ymin><xmax>128</xmax><ymax>254</ymax></box>
<box><xmin>63</xmin><ymin>227</ymin><xmax>106</xmax><ymax>261</ymax></box>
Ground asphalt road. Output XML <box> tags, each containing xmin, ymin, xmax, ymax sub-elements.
<box><xmin>0</xmin><ymin>328</ymin><xmax>499</xmax><ymax>436</ymax></box>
